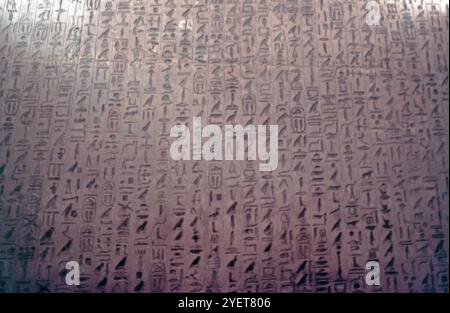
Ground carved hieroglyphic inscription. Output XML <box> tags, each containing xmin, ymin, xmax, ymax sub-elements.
<box><xmin>0</xmin><ymin>0</ymin><xmax>448</xmax><ymax>293</ymax></box>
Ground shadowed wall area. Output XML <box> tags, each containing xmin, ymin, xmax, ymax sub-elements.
<box><xmin>0</xmin><ymin>0</ymin><xmax>448</xmax><ymax>293</ymax></box>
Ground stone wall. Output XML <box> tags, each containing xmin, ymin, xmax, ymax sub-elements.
<box><xmin>0</xmin><ymin>0</ymin><xmax>448</xmax><ymax>292</ymax></box>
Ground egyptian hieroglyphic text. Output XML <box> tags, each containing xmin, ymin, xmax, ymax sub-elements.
<box><xmin>0</xmin><ymin>0</ymin><xmax>448</xmax><ymax>292</ymax></box>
